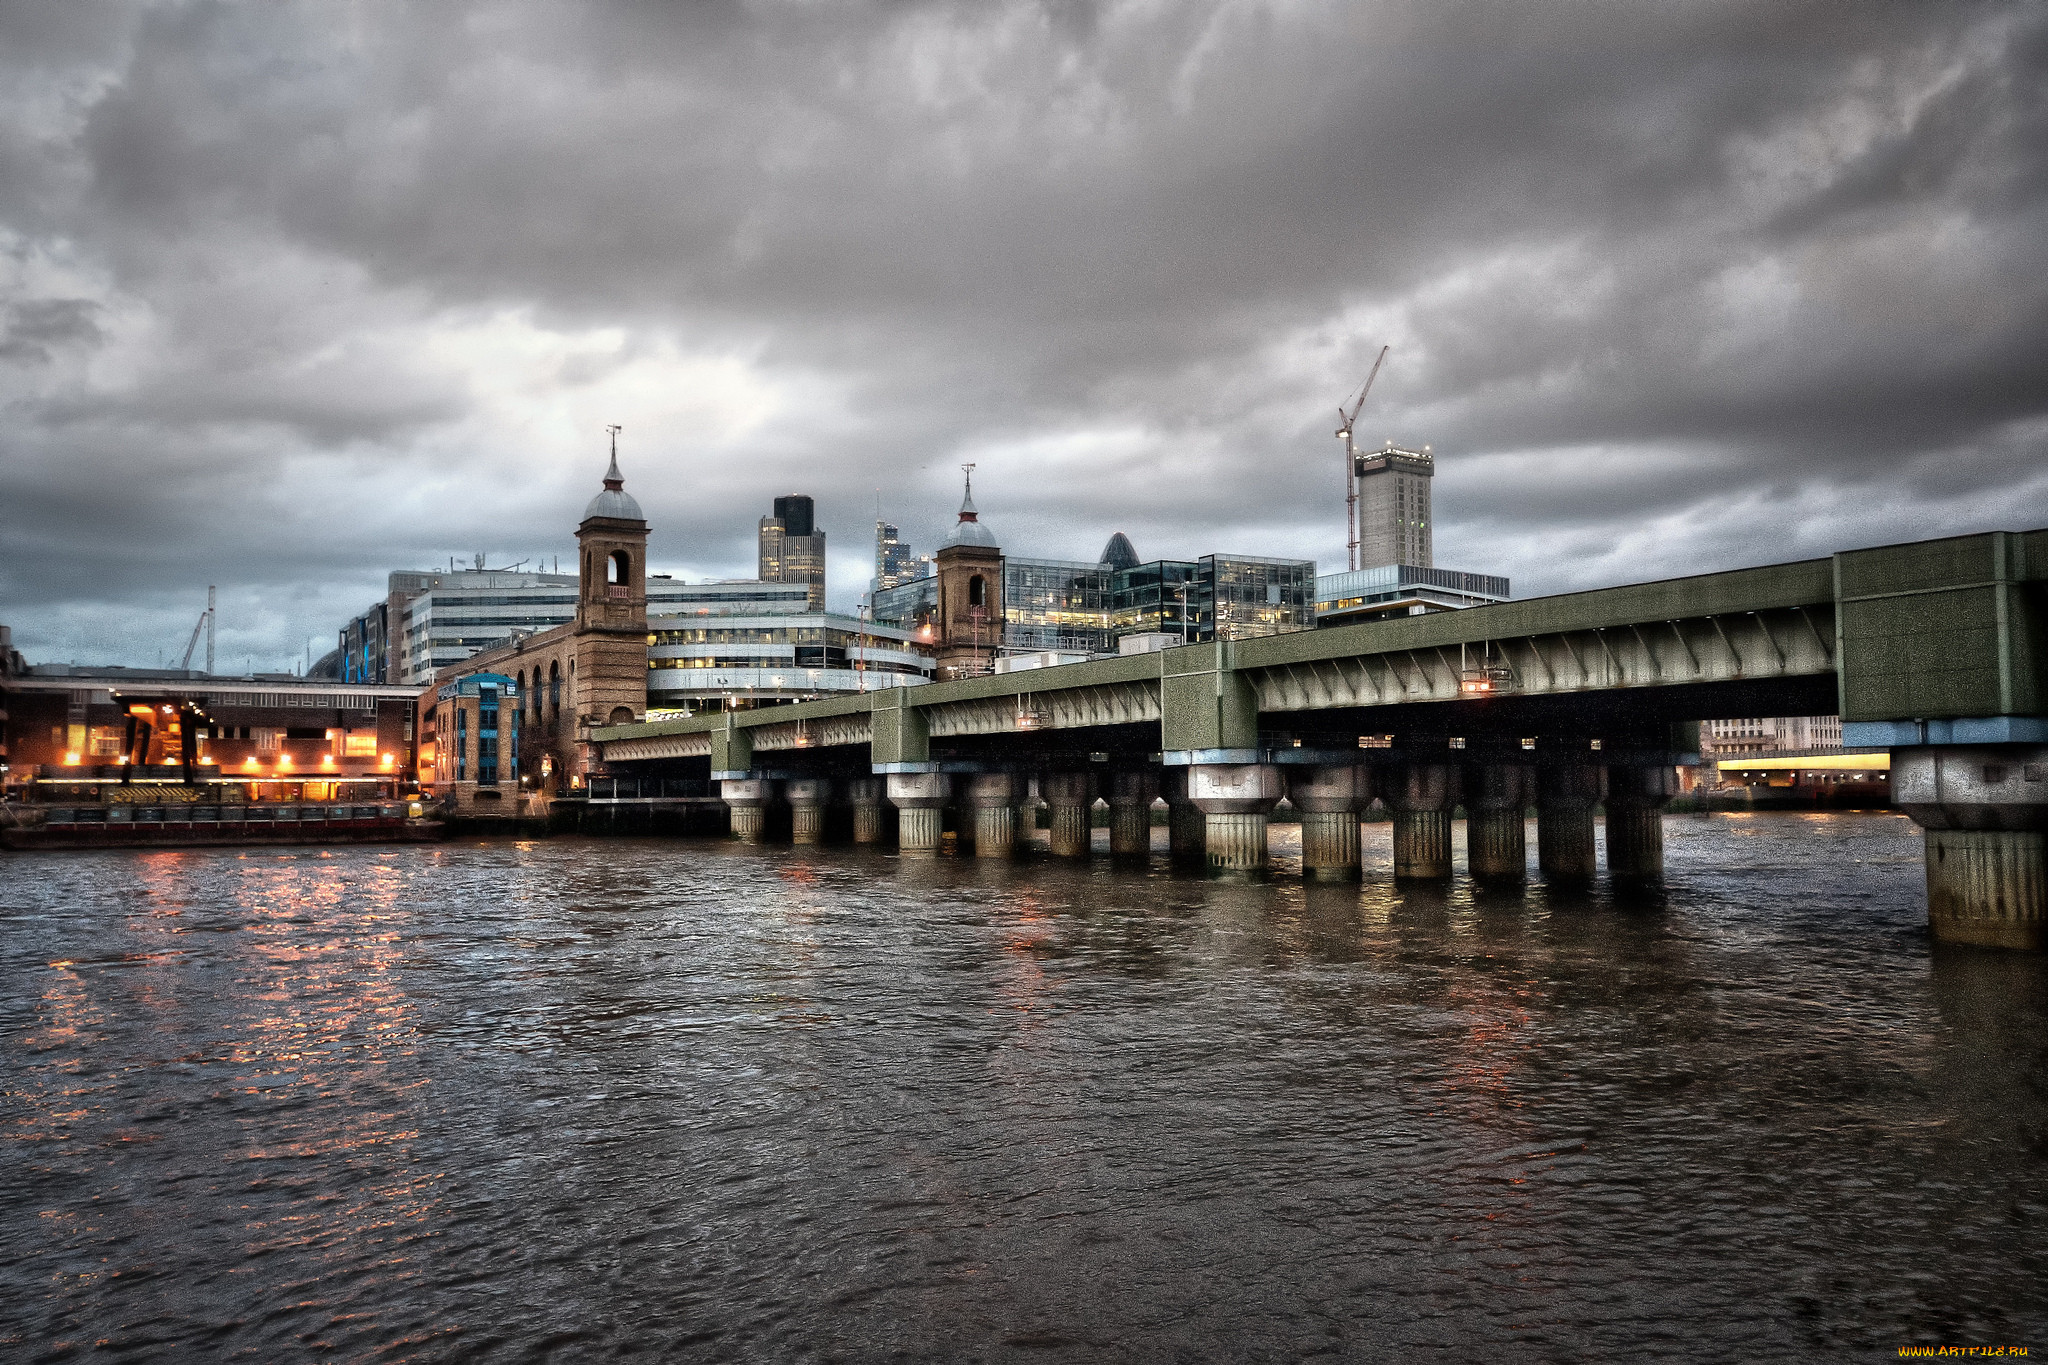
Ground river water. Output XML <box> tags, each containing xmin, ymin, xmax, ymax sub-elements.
<box><xmin>3</xmin><ymin>813</ymin><xmax>2045</xmax><ymax>1361</ymax></box>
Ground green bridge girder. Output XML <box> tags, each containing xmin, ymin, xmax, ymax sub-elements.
<box><xmin>594</xmin><ymin>529</ymin><xmax>2047</xmax><ymax>769</ymax></box>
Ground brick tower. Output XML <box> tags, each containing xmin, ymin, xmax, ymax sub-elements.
<box><xmin>934</xmin><ymin>465</ymin><xmax>1003</xmax><ymax>680</ymax></box>
<box><xmin>573</xmin><ymin>433</ymin><xmax>649</xmax><ymax>771</ymax></box>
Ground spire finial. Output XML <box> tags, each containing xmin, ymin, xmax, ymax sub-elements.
<box><xmin>603</xmin><ymin>424</ymin><xmax>624</xmax><ymax>489</ymax></box>
<box><xmin>958</xmin><ymin>462</ymin><xmax>977</xmax><ymax>519</ymax></box>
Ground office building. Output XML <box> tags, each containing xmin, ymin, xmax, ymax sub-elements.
<box><xmin>647</xmin><ymin>613</ymin><xmax>934</xmax><ymax>710</ymax></box>
<box><xmin>1354</xmin><ymin>440</ymin><xmax>1434</xmax><ymax>569</ymax></box>
<box><xmin>1315</xmin><ymin>565</ymin><xmax>1511</xmax><ymax>626</ymax></box>
<box><xmin>759</xmin><ymin>494</ymin><xmax>827</xmax><ymax>611</ymax></box>
<box><xmin>871</xmin><ymin>511</ymin><xmax>1315</xmax><ymax>653</ymax></box>
<box><xmin>324</xmin><ymin>568</ymin><xmax>809</xmax><ymax>687</ymax></box>
<box><xmin>874</xmin><ymin>521</ymin><xmax>923</xmax><ymax>594</ymax></box>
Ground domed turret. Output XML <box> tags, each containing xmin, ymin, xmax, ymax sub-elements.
<box><xmin>582</xmin><ymin>448</ymin><xmax>644</xmax><ymax>522</ymax></box>
<box><xmin>943</xmin><ymin>466</ymin><xmax>998</xmax><ymax>548</ymax></box>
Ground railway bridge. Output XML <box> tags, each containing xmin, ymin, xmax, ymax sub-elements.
<box><xmin>593</xmin><ymin>529</ymin><xmax>2048</xmax><ymax>950</ymax></box>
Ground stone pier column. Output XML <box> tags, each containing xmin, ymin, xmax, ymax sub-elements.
<box><xmin>1188</xmin><ymin>764</ymin><xmax>1285</xmax><ymax>877</ymax></box>
<box><xmin>1108</xmin><ymin>770</ymin><xmax>1160</xmax><ymax>858</ymax></box>
<box><xmin>887</xmin><ymin>772</ymin><xmax>952</xmax><ymax>858</ymax></box>
<box><xmin>784</xmin><ymin>777</ymin><xmax>831</xmax><ymax>846</ymax></box>
<box><xmin>1387</xmin><ymin>765</ymin><xmax>1458</xmax><ymax>880</ymax></box>
<box><xmin>1605</xmin><ymin>765</ymin><xmax>1679</xmax><ymax>881</ymax></box>
<box><xmin>845</xmin><ymin>777</ymin><xmax>888</xmax><ymax>845</ymax></box>
<box><xmin>1160</xmin><ymin>767</ymin><xmax>1206</xmax><ymax>865</ymax></box>
<box><xmin>1894</xmin><ymin>747</ymin><xmax>2048</xmax><ymax>950</ymax></box>
<box><xmin>1286</xmin><ymin>764</ymin><xmax>1368</xmax><ymax>882</ymax></box>
<box><xmin>1537</xmin><ymin>764</ymin><xmax>1605</xmax><ymax>883</ymax></box>
<box><xmin>965</xmin><ymin>773</ymin><xmax>1021</xmax><ymax>859</ymax></box>
<box><xmin>1043</xmin><ymin>770</ymin><xmax>1099</xmax><ymax>859</ymax></box>
<box><xmin>1465</xmin><ymin>764</ymin><xmax>1533</xmax><ymax>883</ymax></box>
<box><xmin>721</xmin><ymin>778</ymin><xmax>776</xmax><ymax>844</ymax></box>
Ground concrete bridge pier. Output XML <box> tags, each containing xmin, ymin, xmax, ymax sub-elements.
<box><xmin>888</xmin><ymin>772</ymin><xmax>952</xmax><ymax>858</ymax></box>
<box><xmin>1893</xmin><ymin>746</ymin><xmax>2048</xmax><ymax>950</ymax></box>
<box><xmin>1287</xmin><ymin>764</ymin><xmax>1368</xmax><ymax>882</ymax></box>
<box><xmin>1108</xmin><ymin>770</ymin><xmax>1160</xmax><ymax>858</ymax></box>
<box><xmin>1189</xmin><ymin>764</ymin><xmax>1284</xmax><ymax>877</ymax></box>
<box><xmin>845</xmin><ymin>778</ymin><xmax>889</xmax><ymax>845</ymax></box>
<box><xmin>1043</xmin><ymin>771</ymin><xmax>1099</xmax><ymax>858</ymax></box>
<box><xmin>1160</xmin><ymin>768</ymin><xmax>1206</xmax><ymax>865</ymax></box>
<box><xmin>965</xmin><ymin>773</ymin><xmax>1022</xmax><ymax>859</ymax></box>
<box><xmin>721</xmin><ymin>778</ymin><xmax>776</xmax><ymax>844</ymax></box>
<box><xmin>1387</xmin><ymin>764</ymin><xmax>1458</xmax><ymax>880</ymax></box>
<box><xmin>1537</xmin><ymin>764</ymin><xmax>1605</xmax><ymax>883</ymax></box>
<box><xmin>1465</xmin><ymin>764</ymin><xmax>1534</xmax><ymax>883</ymax></box>
<box><xmin>1605</xmin><ymin>765</ymin><xmax>1679</xmax><ymax>881</ymax></box>
<box><xmin>784</xmin><ymin>777</ymin><xmax>832</xmax><ymax>846</ymax></box>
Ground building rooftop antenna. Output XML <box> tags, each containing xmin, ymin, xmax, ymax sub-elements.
<box><xmin>1336</xmin><ymin>345</ymin><xmax>1390</xmax><ymax>573</ymax></box>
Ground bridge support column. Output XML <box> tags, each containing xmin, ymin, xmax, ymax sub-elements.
<box><xmin>784</xmin><ymin>777</ymin><xmax>831</xmax><ymax>846</ymax></box>
<box><xmin>846</xmin><ymin>778</ymin><xmax>888</xmax><ymax>845</ymax></box>
<box><xmin>1160</xmin><ymin>768</ymin><xmax>1206</xmax><ymax>865</ymax></box>
<box><xmin>721</xmin><ymin>778</ymin><xmax>775</xmax><ymax>844</ymax></box>
<box><xmin>1189</xmin><ymin>764</ymin><xmax>1284</xmax><ymax>877</ymax></box>
<box><xmin>1894</xmin><ymin>747</ymin><xmax>2048</xmax><ymax>951</ymax></box>
<box><xmin>965</xmin><ymin>773</ymin><xmax>1021</xmax><ymax>859</ymax></box>
<box><xmin>1387</xmin><ymin>765</ymin><xmax>1458</xmax><ymax>880</ymax></box>
<box><xmin>1465</xmin><ymin>765</ymin><xmax>1533</xmax><ymax>883</ymax></box>
<box><xmin>1605</xmin><ymin>765</ymin><xmax>1678</xmax><ymax>882</ymax></box>
<box><xmin>1287</xmin><ymin>765</ymin><xmax>1368</xmax><ymax>882</ymax></box>
<box><xmin>1108</xmin><ymin>770</ymin><xmax>1159</xmax><ymax>858</ymax></box>
<box><xmin>1043</xmin><ymin>771</ymin><xmax>1099</xmax><ymax>859</ymax></box>
<box><xmin>1537</xmin><ymin>765</ymin><xmax>1605</xmax><ymax>883</ymax></box>
<box><xmin>887</xmin><ymin>772</ymin><xmax>951</xmax><ymax>858</ymax></box>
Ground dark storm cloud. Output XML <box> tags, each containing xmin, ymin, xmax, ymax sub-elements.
<box><xmin>1</xmin><ymin>0</ymin><xmax>2044</xmax><ymax>668</ymax></box>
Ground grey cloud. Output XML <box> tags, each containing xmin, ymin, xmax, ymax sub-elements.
<box><xmin>1</xmin><ymin>0</ymin><xmax>2044</xmax><ymax>669</ymax></box>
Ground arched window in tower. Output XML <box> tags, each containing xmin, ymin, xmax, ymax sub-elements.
<box><xmin>549</xmin><ymin>661</ymin><xmax>561</xmax><ymax>717</ymax></box>
<box><xmin>608</xmin><ymin>550</ymin><xmax>630</xmax><ymax>595</ymax></box>
<box><xmin>968</xmin><ymin>574</ymin><xmax>986</xmax><ymax>607</ymax></box>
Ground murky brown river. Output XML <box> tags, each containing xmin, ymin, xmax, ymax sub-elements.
<box><xmin>4</xmin><ymin>812</ymin><xmax>2046</xmax><ymax>1361</ymax></box>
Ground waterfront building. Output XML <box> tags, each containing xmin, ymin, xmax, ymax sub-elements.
<box><xmin>0</xmin><ymin>663</ymin><xmax>419</xmax><ymax>802</ymax></box>
<box><xmin>1315</xmin><ymin>564</ymin><xmax>1511</xmax><ymax>626</ymax></box>
<box><xmin>647</xmin><ymin>613</ymin><xmax>934</xmax><ymax>710</ymax></box>
<box><xmin>758</xmin><ymin>494</ymin><xmax>827</xmax><ymax>611</ymax></box>
<box><xmin>873</xmin><ymin>523</ymin><xmax>1315</xmax><ymax>653</ymax></box>
<box><xmin>1354</xmin><ymin>440</ymin><xmax>1434</xmax><ymax>568</ymax></box>
<box><xmin>324</xmin><ymin>569</ymin><xmax>808</xmax><ymax>687</ymax></box>
<box><xmin>417</xmin><ymin>447</ymin><xmax>652</xmax><ymax>814</ymax></box>
<box><xmin>420</xmin><ymin>454</ymin><xmax>937</xmax><ymax>815</ymax></box>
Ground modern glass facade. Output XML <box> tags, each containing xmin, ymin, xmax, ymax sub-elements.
<box><xmin>877</xmin><ymin>551</ymin><xmax>1316</xmax><ymax>650</ymax></box>
<box><xmin>380</xmin><ymin>571</ymin><xmax>809</xmax><ymax>684</ymax></box>
<box><xmin>1314</xmin><ymin>564</ymin><xmax>1510</xmax><ymax>626</ymax></box>
<box><xmin>646</xmin><ymin>612</ymin><xmax>935</xmax><ymax>711</ymax></box>
<box><xmin>1204</xmin><ymin>554</ymin><xmax>1317</xmax><ymax>640</ymax></box>
<box><xmin>1004</xmin><ymin>557</ymin><xmax>1113</xmax><ymax>652</ymax></box>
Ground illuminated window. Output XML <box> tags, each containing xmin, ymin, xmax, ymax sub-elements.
<box><xmin>344</xmin><ymin>734</ymin><xmax>377</xmax><ymax>757</ymax></box>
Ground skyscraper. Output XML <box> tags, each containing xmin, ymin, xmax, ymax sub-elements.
<box><xmin>758</xmin><ymin>493</ymin><xmax>827</xmax><ymax>611</ymax></box>
<box><xmin>1353</xmin><ymin>441</ymin><xmax>1433</xmax><ymax>568</ymax></box>
<box><xmin>874</xmin><ymin>520</ymin><xmax>919</xmax><ymax>592</ymax></box>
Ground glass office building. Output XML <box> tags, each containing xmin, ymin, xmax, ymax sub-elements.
<box><xmin>873</xmin><ymin>543</ymin><xmax>1315</xmax><ymax>651</ymax></box>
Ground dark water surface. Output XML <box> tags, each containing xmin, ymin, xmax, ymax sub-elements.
<box><xmin>4</xmin><ymin>813</ymin><xmax>2047</xmax><ymax>1362</ymax></box>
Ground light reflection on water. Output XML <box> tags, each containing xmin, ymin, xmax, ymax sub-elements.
<box><xmin>2</xmin><ymin>813</ymin><xmax>2046</xmax><ymax>1361</ymax></box>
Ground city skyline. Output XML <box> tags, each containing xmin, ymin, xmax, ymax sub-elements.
<box><xmin>1</xmin><ymin>3</ymin><xmax>2044</xmax><ymax>672</ymax></box>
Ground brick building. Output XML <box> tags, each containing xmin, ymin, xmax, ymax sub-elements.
<box><xmin>418</xmin><ymin>449</ymin><xmax>650</xmax><ymax>816</ymax></box>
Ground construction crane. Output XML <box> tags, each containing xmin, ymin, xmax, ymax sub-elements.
<box><xmin>1336</xmin><ymin>345</ymin><xmax>1390</xmax><ymax>573</ymax></box>
<box><xmin>179</xmin><ymin>586</ymin><xmax>215</xmax><ymax>674</ymax></box>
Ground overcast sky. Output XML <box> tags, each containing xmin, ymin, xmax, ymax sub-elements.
<box><xmin>2</xmin><ymin>1</ymin><xmax>2044</xmax><ymax>672</ymax></box>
